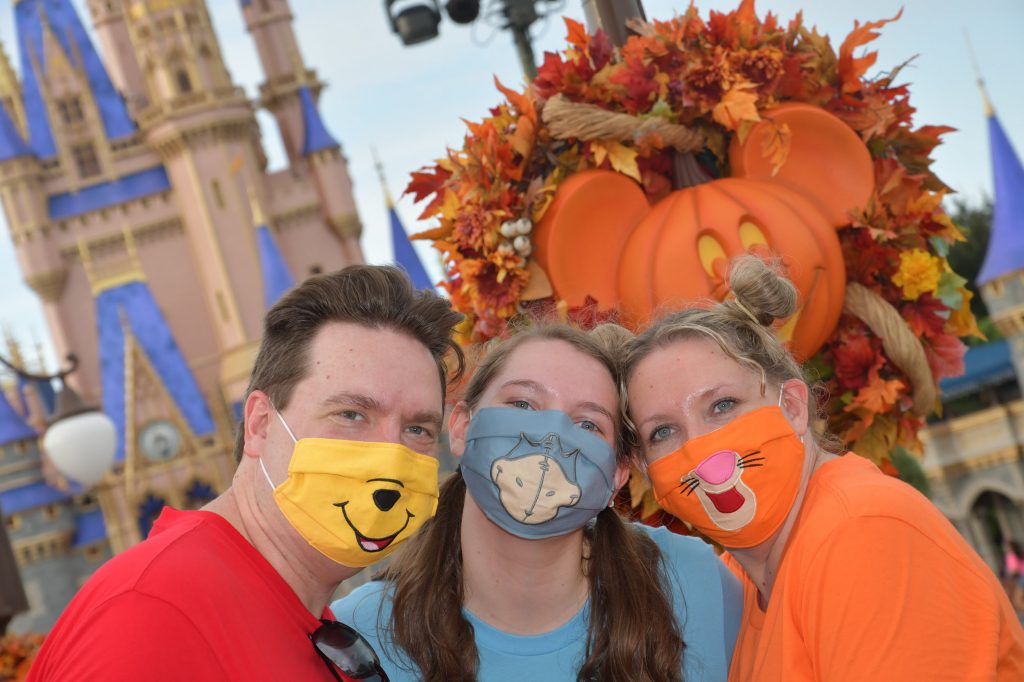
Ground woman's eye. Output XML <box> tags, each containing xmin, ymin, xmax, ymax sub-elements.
<box><xmin>509</xmin><ymin>400</ymin><xmax>533</xmax><ymax>410</ymax></box>
<box><xmin>649</xmin><ymin>425</ymin><xmax>672</xmax><ymax>443</ymax></box>
<box><xmin>711</xmin><ymin>398</ymin><xmax>737</xmax><ymax>415</ymax></box>
<box><xmin>577</xmin><ymin>420</ymin><xmax>600</xmax><ymax>433</ymax></box>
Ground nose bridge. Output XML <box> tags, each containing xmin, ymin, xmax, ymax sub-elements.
<box><xmin>373</xmin><ymin>488</ymin><xmax>402</xmax><ymax>512</ymax></box>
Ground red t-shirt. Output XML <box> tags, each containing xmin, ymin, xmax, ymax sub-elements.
<box><xmin>28</xmin><ymin>508</ymin><xmax>355</xmax><ymax>681</ymax></box>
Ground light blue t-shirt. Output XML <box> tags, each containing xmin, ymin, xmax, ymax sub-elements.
<box><xmin>332</xmin><ymin>524</ymin><xmax>742</xmax><ymax>681</ymax></box>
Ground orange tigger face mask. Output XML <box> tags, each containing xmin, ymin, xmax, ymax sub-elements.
<box><xmin>646</xmin><ymin>402</ymin><xmax>806</xmax><ymax>549</ymax></box>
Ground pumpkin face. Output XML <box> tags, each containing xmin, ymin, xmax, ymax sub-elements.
<box><xmin>616</xmin><ymin>177</ymin><xmax>846</xmax><ymax>360</ymax></box>
<box><xmin>531</xmin><ymin>103</ymin><xmax>874</xmax><ymax>360</ymax></box>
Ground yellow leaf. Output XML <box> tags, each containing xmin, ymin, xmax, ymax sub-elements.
<box><xmin>439</xmin><ymin>189</ymin><xmax>460</xmax><ymax>221</ymax></box>
<box><xmin>641</xmin><ymin>489</ymin><xmax>663</xmax><ymax>520</ymax></box>
<box><xmin>948</xmin><ymin>287</ymin><xmax>986</xmax><ymax>340</ymax></box>
<box><xmin>603</xmin><ymin>140</ymin><xmax>642</xmax><ymax>182</ymax></box>
<box><xmin>760</xmin><ymin>121</ymin><xmax>792</xmax><ymax>176</ymax></box>
<box><xmin>627</xmin><ymin>465</ymin><xmax>651</xmax><ymax>510</ymax></box>
<box><xmin>852</xmin><ymin>413</ymin><xmax>897</xmax><ymax>465</ymax></box>
<box><xmin>712</xmin><ymin>85</ymin><xmax>760</xmax><ymax>132</ymax></box>
<box><xmin>591</xmin><ymin>140</ymin><xmax>609</xmax><ymax>167</ymax></box>
<box><xmin>509</xmin><ymin>115</ymin><xmax>535</xmax><ymax>159</ymax></box>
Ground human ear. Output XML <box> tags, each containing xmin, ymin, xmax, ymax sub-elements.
<box><xmin>779</xmin><ymin>379</ymin><xmax>810</xmax><ymax>436</ymax></box>
<box><xmin>242</xmin><ymin>390</ymin><xmax>272</xmax><ymax>459</ymax></box>
<box><xmin>447</xmin><ymin>401</ymin><xmax>472</xmax><ymax>458</ymax></box>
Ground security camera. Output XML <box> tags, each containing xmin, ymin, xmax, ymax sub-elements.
<box><xmin>445</xmin><ymin>0</ymin><xmax>480</xmax><ymax>24</ymax></box>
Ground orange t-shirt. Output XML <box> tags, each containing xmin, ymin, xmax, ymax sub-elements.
<box><xmin>724</xmin><ymin>453</ymin><xmax>1024</xmax><ymax>681</ymax></box>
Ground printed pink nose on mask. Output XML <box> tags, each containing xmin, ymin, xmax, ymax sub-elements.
<box><xmin>694</xmin><ymin>450</ymin><xmax>738</xmax><ymax>484</ymax></box>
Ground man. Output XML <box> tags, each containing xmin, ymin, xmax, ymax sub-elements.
<box><xmin>29</xmin><ymin>266</ymin><xmax>463</xmax><ymax>681</ymax></box>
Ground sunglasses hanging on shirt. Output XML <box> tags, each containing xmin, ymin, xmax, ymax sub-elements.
<box><xmin>309</xmin><ymin>619</ymin><xmax>390</xmax><ymax>682</ymax></box>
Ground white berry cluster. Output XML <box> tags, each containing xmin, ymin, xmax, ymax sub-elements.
<box><xmin>496</xmin><ymin>218</ymin><xmax>533</xmax><ymax>258</ymax></box>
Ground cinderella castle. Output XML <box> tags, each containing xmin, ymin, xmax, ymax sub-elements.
<box><xmin>0</xmin><ymin>0</ymin><xmax>366</xmax><ymax>633</ymax></box>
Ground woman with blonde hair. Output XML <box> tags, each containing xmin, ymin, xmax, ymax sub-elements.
<box><xmin>625</xmin><ymin>255</ymin><xmax>1024</xmax><ymax>680</ymax></box>
<box><xmin>333</xmin><ymin>323</ymin><xmax>741</xmax><ymax>681</ymax></box>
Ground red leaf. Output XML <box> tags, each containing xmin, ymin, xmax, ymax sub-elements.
<box><xmin>925</xmin><ymin>334</ymin><xmax>966</xmax><ymax>382</ymax></box>
<box><xmin>902</xmin><ymin>294</ymin><xmax>948</xmax><ymax>338</ymax></box>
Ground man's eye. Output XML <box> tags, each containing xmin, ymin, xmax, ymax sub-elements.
<box><xmin>405</xmin><ymin>425</ymin><xmax>434</xmax><ymax>439</ymax></box>
<box><xmin>338</xmin><ymin>410</ymin><xmax>364</xmax><ymax>421</ymax></box>
<box><xmin>510</xmin><ymin>400</ymin><xmax>533</xmax><ymax>410</ymax></box>
<box><xmin>649</xmin><ymin>425</ymin><xmax>672</xmax><ymax>443</ymax></box>
<box><xmin>711</xmin><ymin>398</ymin><xmax>737</xmax><ymax>415</ymax></box>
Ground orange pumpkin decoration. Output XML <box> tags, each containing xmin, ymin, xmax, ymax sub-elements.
<box><xmin>533</xmin><ymin>103</ymin><xmax>874</xmax><ymax>360</ymax></box>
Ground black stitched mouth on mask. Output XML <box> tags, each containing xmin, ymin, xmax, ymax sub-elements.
<box><xmin>334</xmin><ymin>501</ymin><xmax>414</xmax><ymax>552</ymax></box>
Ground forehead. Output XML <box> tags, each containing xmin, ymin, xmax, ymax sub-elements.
<box><xmin>629</xmin><ymin>336</ymin><xmax>758</xmax><ymax>399</ymax></box>
<box><xmin>297</xmin><ymin>321</ymin><xmax>442</xmax><ymax>406</ymax></box>
<box><xmin>488</xmin><ymin>337</ymin><xmax>617</xmax><ymax>398</ymax></box>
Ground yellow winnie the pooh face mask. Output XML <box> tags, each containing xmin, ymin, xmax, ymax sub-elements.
<box><xmin>260</xmin><ymin>410</ymin><xmax>440</xmax><ymax>567</ymax></box>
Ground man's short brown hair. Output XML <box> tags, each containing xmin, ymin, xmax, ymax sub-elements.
<box><xmin>233</xmin><ymin>265</ymin><xmax>464</xmax><ymax>461</ymax></box>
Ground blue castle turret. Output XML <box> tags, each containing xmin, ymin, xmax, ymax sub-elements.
<box><xmin>977</xmin><ymin>92</ymin><xmax>1024</xmax><ymax>387</ymax></box>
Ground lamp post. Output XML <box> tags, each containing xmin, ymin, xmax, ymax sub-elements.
<box><xmin>0</xmin><ymin>353</ymin><xmax>116</xmax><ymax>488</ymax></box>
<box><xmin>385</xmin><ymin>0</ymin><xmax>563</xmax><ymax>79</ymax></box>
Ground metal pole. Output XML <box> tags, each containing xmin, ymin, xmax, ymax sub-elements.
<box><xmin>581</xmin><ymin>0</ymin><xmax>645</xmax><ymax>47</ymax></box>
<box><xmin>503</xmin><ymin>0</ymin><xmax>539</xmax><ymax>79</ymax></box>
<box><xmin>511</xmin><ymin>22</ymin><xmax>537</xmax><ymax>79</ymax></box>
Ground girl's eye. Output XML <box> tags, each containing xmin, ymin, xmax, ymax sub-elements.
<box><xmin>510</xmin><ymin>400</ymin><xmax>532</xmax><ymax>410</ymax></box>
<box><xmin>578</xmin><ymin>420</ymin><xmax>600</xmax><ymax>433</ymax></box>
<box><xmin>649</xmin><ymin>425</ymin><xmax>672</xmax><ymax>443</ymax></box>
<box><xmin>711</xmin><ymin>398</ymin><xmax>737</xmax><ymax>415</ymax></box>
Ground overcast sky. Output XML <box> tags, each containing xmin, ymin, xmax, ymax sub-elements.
<box><xmin>0</xmin><ymin>0</ymin><xmax>1021</xmax><ymax>370</ymax></box>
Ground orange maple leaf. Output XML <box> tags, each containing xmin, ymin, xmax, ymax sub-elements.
<box><xmin>837</xmin><ymin>10</ymin><xmax>903</xmax><ymax>94</ymax></box>
<box><xmin>712</xmin><ymin>84</ymin><xmax>760</xmax><ymax>131</ymax></box>
<box><xmin>850</xmin><ymin>370</ymin><xmax>904</xmax><ymax>413</ymax></box>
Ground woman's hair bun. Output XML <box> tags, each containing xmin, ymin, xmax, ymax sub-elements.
<box><xmin>589</xmin><ymin>322</ymin><xmax>634</xmax><ymax>359</ymax></box>
<box><xmin>727</xmin><ymin>255</ymin><xmax>798</xmax><ymax>326</ymax></box>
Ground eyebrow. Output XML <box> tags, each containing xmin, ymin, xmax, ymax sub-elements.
<box><xmin>323</xmin><ymin>393</ymin><xmax>442</xmax><ymax>430</ymax></box>
<box><xmin>635</xmin><ymin>383</ymin><xmax>731</xmax><ymax>430</ymax></box>
<box><xmin>576</xmin><ymin>400</ymin><xmax>615</xmax><ymax>423</ymax></box>
<box><xmin>323</xmin><ymin>392</ymin><xmax>383</xmax><ymax>412</ymax></box>
<box><xmin>499</xmin><ymin>379</ymin><xmax>551</xmax><ymax>394</ymax></box>
<box><xmin>408</xmin><ymin>410</ymin><xmax>444</xmax><ymax>431</ymax></box>
<box><xmin>367</xmin><ymin>478</ymin><xmax>405</xmax><ymax>487</ymax></box>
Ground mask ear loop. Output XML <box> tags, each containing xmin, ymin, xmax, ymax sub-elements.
<box><xmin>778</xmin><ymin>383</ymin><xmax>807</xmax><ymax>444</ymax></box>
<box><xmin>259</xmin><ymin>407</ymin><xmax>299</xmax><ymax>490</ymax></box>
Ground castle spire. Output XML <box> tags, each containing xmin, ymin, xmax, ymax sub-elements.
<box><xmin>976</xmin><ymin>96</ymin><xmax>1024</xmax><ymax>285</ymax></box>
<box><xmin>14</xmin><ymin>0</ymin><xmax>135</xmax><ymax>158</ymax></box>
<box><xmin>374</xmin><ymin>148</ymin><xmax>433</xmax><ymax>290</ymax></box>
<box><xmin>247</xmin><ymin>180</ymin><xmax>295</xmax><ymax>307</ymax></box>
<box><xmin>0</xmin><ymin>39</ymin><xmax>26</xmax><ymax>138</ymax></box>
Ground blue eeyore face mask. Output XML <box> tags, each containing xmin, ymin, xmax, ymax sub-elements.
<box><xmin>461</xmin><ymin>407</ymin><xmax>618</xmax><ymax>540</ymax></box>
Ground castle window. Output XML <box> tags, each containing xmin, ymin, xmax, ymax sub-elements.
<box><xmin>57</xmin><ymin>96</ymin><xmax>85</xmax><ymax>125</ymax></box>
<box><xmin>84</xmin><ymin>544</ymin><xmax>105</xmax><ymax>562</ymax></box>
<box><xmin>72</xmin><ymin>143</ymin><xmax>102</xmax><ymax>178</ymax></box>
<box><xmin>175</xmin><ymin>69</ymin><xmax>193</xmax><ymax>95</ymax></box>
<box><xmin>5</xmin><ymin>514</ymin><xmax>21</xmax><ymax>533</ymax></box>
<box><xmin>41</xmin><ymin>504</ymin><xmax>60</xmax><ymax>521</ymax></box>
<box><xmin>309</xmin><ymin>265</ymin><xmax>323</xmax><ymax>275</ymax></box>
<box><xmin>137</xmin><ymin>493</ymin><xmax>167</xmax><ymax>540</ymax></box>
<box><xmin>185</xmin><ymin>480</ymin><xmax>216</xmax><ymax>510</ymax></box>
